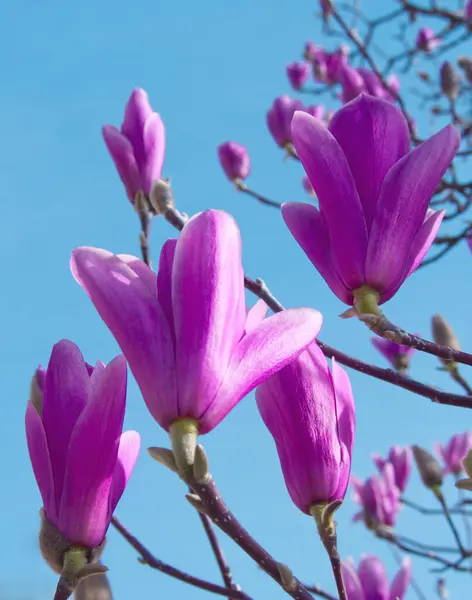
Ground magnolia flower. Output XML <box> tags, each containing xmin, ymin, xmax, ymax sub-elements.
<box><xmin>256</xmin><ymin>343</ymin><xmax>355</xmax><ymax>513</ymax></box>
<box><xmin>352</xmin><ymin>463</ymin><xmax>401</xmax><ymax>528</ymax></box>
<box><xmin>71</xmin><ymin>210</ymin><xmax>322</xmax><ymax>435</ymax></box>
<box><xmin>342</xmin><ymin>555</ymin><xmax>411</xmax><ymax>600</ymax></box>
<box><xmin>371</xmin><ymin>337</ymin><xmax>416</xmax><ymax>374</ymax></box>
<box><xmin>102</xmin><ymin>88</ymin><xmax>165</xmax><ymax>203</ymax></box>
<box><xmin>217</xmin><ymin>142</ymin><xmax>251</xmax><ymax>182</ymax></box>
<box><xmin>435</xmin><ymin>432</ymin><xmax>472</xmax><ymax>475</ymax></box>
<box><xmin>287</xmin><ymin>62</ymin><xmax>310</xmax><ymax>90</ymax></box>
<box><xmin>282</xmin><ymin>94</ymin><xmax>460</xmax><ymax>309</ymax></box>
<box><xmin>416</xmin><ymin>27</ymin><xmax>440</xmax><ymax>52</ymax></box>
<box><xmin>25</xmin><ymin>340</ymin><xmax>140</xmax><ymax>548</ymax></box>
<box><xmin>372</xmin><ymin>445</ymin><xmax>412</xmax><ymax>493</ymax></box>
<box><xmin>267</xmin><ymin>96</ymin><xmax>305</xmax><ymax>148</ymax></box>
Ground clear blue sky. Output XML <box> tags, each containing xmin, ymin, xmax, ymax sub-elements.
<box><xmin>1</xmin><ymin>0</ymin><xmax>471</xmax><ymax>598</ymax></box>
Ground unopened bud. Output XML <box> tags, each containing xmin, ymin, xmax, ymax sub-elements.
<box><xmin>169</xmin><ymin>418</ymin><xmax>199</xmax><ymax>479</ymax></box>
<box><xmin>458</xmin><ymin>56</ymin><xmax>472</xmax><ymax>84</ymax></box>
<box><xmin>193</xmin><ymin>444</ymin><xmax>211</xmax><ymax>483</ymax></box>
<box><xmin>149</xmin><ymin>178</ymin><xmax>174</xmax><ymax>215</ymax></box>
<box><xmin>276</xmin><ymin>563</ymin><xmax>297</xmax><ymax>592</ymax></box>
<box><xmin>431</xmin><ymin>314</ymin><xmax>460</xmax><ymax>370</ymax></box>
<box><xmin>147</xmin><ymin>447</ymin><xmax>179</xmax><ymax>473</ymax></box>
<box><xmin>412</xmin><ymin>445</ymin><xmax>443</xmax><ymax>490</ymax></box>
<box><xmin>440</xmin><ymin>62</ymin><xmax>460</xmax><ymax>100</ymax></box>
<box><xmin>74</xmin><ymin>570</ymin><xmax>113</xmax><ymax>600</ymax></box>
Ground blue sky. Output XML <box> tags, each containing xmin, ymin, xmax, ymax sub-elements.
<box><xmin>1</xmin><ymin>0</ymin><xmax>471</xmax><ymax>598</ymax></box>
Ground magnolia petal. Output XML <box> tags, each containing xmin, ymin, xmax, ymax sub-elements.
<box><xmin>281</xmin><ymin>202</ymin><xmax>352</xmax><ymax>304</ymax></box>
<box><xmin>102</xmin><ymin>126</ymin><xmax>141</xmax><ymax>201</ymax></box>
<box><xmin>109</xmin><ymin>430</ymin><xmax>141</xmax><ymax>517</ymax></box>
<box><xmin>358</xmin><ymin>554</ymin><xmax>390</xmax><ymax>600</ymax></box>
<box><xmin>142</xmin><ymin>113</ymin><xmax>166</xmax><ymax>193</ymax></box>
<box><xmin>117</xmin><ymin>254</ymin><xmax>157</xmax><ymax>295</ymax></box>
<box><xmin>341</xmin><ymin>561</ymin><xmax>364</xmax><ymax>600</ymax></box>
<box><xmin>245</xmin><ymin>300</ymin><xmax>269</xmax><ymax>334</ymax></box>
<box><xmin>202</xmin><ymin>308</ymin><xmax>323</xmax><ymax>434</ymax></box>
<box><xmin>389</xmin><ymin>557</ymin><xmax>412</xmax><ymax>600</ymax></box>
<box><xmin>156</xmin><ymin>239</ymin><xmax>177</xmax><ymax>343</ymax></box>
<box><xmin>121</xmin><ymin>88</ymin><xmax>154</xmax><ymax>172</ymax></box>
<box><xmin>291</xmin><ymin>111</ymin><xmax>368</xmax><ymax>289</ymax></box>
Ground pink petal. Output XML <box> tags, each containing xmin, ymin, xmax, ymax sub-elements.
<box><xmin>341</xmin><ymin>561</ymin><xmax>364</xmax><ymax>600</ymax></box>
<box><xmin>117</xmin><ymin>253</ymin><xmax>157</xmax><ymax>295</ymax></box>
<box><xmin>201</xmin><ymin>308</ymin><xmax>323</xmax><ymax>433</ymax></box>
<box><xmin>329</xmin><ymin>95</ymin><xmax>410</xmax><ymax>230</ymax></box>
<box><xmin>365</xmin><ymin>125</ymin><xmax>460</xmax><ymax>294</ymax></box>
<box><xmin>245</xmin><ymin>300</ymin><xmax>269</xmax><ymax>334</ymax></box>
<box><xmin>156</xmin><ymin>239</ymin><xmax>177</xmax><ymax>343</ymax></box>
<box><xmin>25</xmin><ymin>402</ymin><xmax>57</xmax><ymax>520</ymax></box>
<box><xmin>358</xmin><ymin>554</ymin><xmax>389</xmax><ymax>600</ymax></box>
<box><xmin>42</xmin><ymin>340</ymin><xmax>91</xmax><ymax>509</ymax></box>
<box><xmin>102</xmin><ymin>125</ymin><xmax>141</xmax><ymax>201</ymax></box>
<box><xmin>109</xmin><ymin>430</ymin><xmax>141</xmax><ymax>517</ymax></box>
<box><xmin>389</xmin><ymin>557</ymin><xmax>412</xmax><ymax>600</ymax></box>
<box><xmin>121</xmin><ymin>88</ymin><xmax>154</xmax><ymax>172</ymax></box>
<box><xmin>281</xmin><ymin>202</ymin><xmax>352</xmax><ymax>304</ymax></box>
<box><xmin>58</xmin><ymin>356</ymin><xmax>127</xmax><ymax>547</ymax></box>
<box><xmin>142</xmin><ymin>113</ymin><xmax>166</xmax><ymax>193</ymax></box>
<box><xmin>71</xmin><ymin>247</ymin><xmax>177</xmax><ymax>430</ymax></box>
<box><xmin>291</xmin><ymin>111</ymin><xmax>368</xmax><ymax>290</ymax></box>
<box><xmin>172</xmin><ymin>210</ymin><xmax>246</xmax><ymax>420</ymax></box>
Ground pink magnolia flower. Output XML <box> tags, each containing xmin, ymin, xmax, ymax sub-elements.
<box><xmin>256</xmin><ymin>344</ymin><xmax>355</xmax><ymax>513</ymax></box>
<box><xmin>342</xmin><ymin>555</ymin><xmax>411</xmax><ymax>600</ymax></box>
<box><xmin>217</xmin><ymin>142</ymin><xmax>251</xmax><ymax>182</ymax></box>
<box><xmin>372</xmin><ymin>445</ymin><xmax>412</xmax><ymax>493</ymax></box>
<box><xmin>282</xmin><ymin>94</ymin><xmax>460</xmax><ymax>307</ymax></box>
<box><xmin>71</xmin><ymin>210</ymin><xmax>322</xmax><ymax>434</ymax></box>
<box><xmin>340</xmin><ymin>66</ymin><xmax>366</xmax><ymax>102</ymax></box>
<box><xmin>267</xmin><ymin>96</ymin><xmax>305</xmax><ymax>148</ymax></box>
<box><xmin>287</xmin><ymin>62</ymin><xmax>310</xmax><ymax>90</ymax></box>
<box><xmin>435</xmin><ymin>432</ymin><xmax>472</xmax><ymax>474</ymax></box>
<box><xmin>326</xmin><ymin>50</ymin><xmax>349</xmax><ymax>84</ymax></box>
<box><xmin>25</xmin><ymin>340</ymin><xmax>140</xmax><ymax>548</ymax></box>
<box><xmin>352</xmin><ymin>463</ymin><xmax>401</xmax><ymax>527</ymax></box>
<box><xmin>102</xmin><ymin>88</ymin><xmax>165</xmax><ymax>203</ymax></box>
<box><xmin>416</xmin><ymin>27</ymin><xmax>440</xmax><ymax>52</ymax></box>
<box><xmin>371</xmin><ymin>337</ymin><xmax>417</xmax><ymax>373</ymax></box>
<box><xmin>465</xmin><ymin>0</ymin><xmax>472</xmax><ymax>22</ymax></box>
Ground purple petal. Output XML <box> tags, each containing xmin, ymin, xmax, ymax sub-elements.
<box><xmin>371</xmin><ymin>337</ymin><xmax>398</xmax><ymax>365</ymax></box>
<box><xmin>405</xmin><ymin>210</ymin><xmax>445</xmax><ymax>278</ymax></box>
<box><xmin>109</xmin><ymin>430</ymin><xmax>141</xmax><ymax>517</ymax></box>
<box><xmin>156</xmin><ymin>239</ymin><xmax>178</xmax><ymax>343</ymax></box>
<box><xmin>358</xmin><ymin>554</ymin><xmax>389</xmax><ymax>600</ymax></box>
<box><xmin>365</xmin><ymin>125</ymin><xmax>460</xmax><ymax>295</ymax></box>
<box><xmin>329</xmin><ymin>95</ymin><xmax>410</xmax><ymax>230</ymax></box>
<box><xmin>245</xmin><ymin>300</ymin><xmax>269</xmax><ymax>334</ymax></box>
<box><xmin>58</xmin><ymin>356</ymin><xmax>127</xmax><ymax>547</ymax></box>
<box><xmin>172</xmin><ymin>210</ymin><xmax>246</xmax><ymax>421</ymax></box>
<box><xmin>141</xmin><ymin>113</ymin><xmax>166</xmax><ymax>193</ymax></box>
<box><xmin>203</xmin><ymin>308</ymin><xmax>323</xmax><ymax>434</ymax></box>
<box><xmin>102</xmin><ymin>126</ymin><xmax>141</xmax><ymax>201</ymax></box>
<box><xmin>121</xmin><ymin>88</ymin><xmax>154</xmax><ymax>172</ymax></box>
<box><xmin>341</xmin><ymin>561</ymin><xmax>365</xmax><ymax>600</ymax></box>
<box><xmin>291</xmin><ymin>111</ymin><xmax>368</xmax><ymax>290</ymax></box>
<box><xmin>389</xmin><ymin>557</ymin><xmax>412</xmax><ymax>600</ymax></box>
<box><xmin>71</xmin><ymin>247</ymin><xmax>177</xmax><ymax>430</ymax></box>
<box><xmin>42</xmin><ymin>340</ymin><xmax>91</xmax><ymax>510</ymax></box>
<box><xmin>25</xmin><ymin>402</ymin><xmax>57</xmax><ymax>520</ymax></box>
<box><xmin>372</xmin><ymin>452</ymin><xmax>387</xmax><ymax>472</ymax></box>
<box><xmin>281</xmin><ymin>202</ymin><xmax>352</xmax><ymax>304</ymax></box>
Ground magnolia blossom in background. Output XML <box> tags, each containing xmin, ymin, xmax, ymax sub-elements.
<box><xmin>372</xmin><ymin>445</ymin><xmax>412</xmax><ymax>493</ymax></box>
<box><xmin>256</xmin><ymin>343</ymin><xmax>355</xmax><ymax>513</ymax></box>
<box><xmin>25</xmin><ymin>340</ymin><xmax>140</xmax><ymax>548</ymax></box>
<box><xmin>465</xmin><ymin>0</ymin><xmax>472</xmax><ymax>22</ymax></box>
<box><xmin>416</xmin><ymin>27</ymin><xmax>439</xmax><ymax>52</ymax></box>
<box><xmin>371</xmin><ymin>337</ymin><xmax>416</xmax><ymax>374</ymax></box>
<box><xmin>217</xmin><ymin>142</ymin><xmax>251</xmax><ymax>182</ymax></box>
<box><xmin>340</xmin><ymin>65</ymin><xmax>366</xmax><ymax>102</ymax></box>
<box><xmin>72</xmin><ymin>210</ymin><xmax>322</xmax><ymax>434</ymax></box>
<box><xmin>467</xmin><ymin>236</ymin><xmax>472</xmax><ymax>252</ymax></box>
<box><xmin>287</xmin><ymin>61</ymin><xmax>310</xmax><ymax>90</ymax></box>
<box><xmin>305</xmin><ymin>104</ymin><xmax>325</xmax><ymax>120</ymax></box>
<box><xmin>302</xmin><ymin>175</ymin><xmax>315</xmax><ymax>196</ymax></box>
<box><xmin>342</xmin><ymin>554</ymin><xmax>412</xmax><ymax>600</ymax></box>
<box><xmin>435</xmin><ymin>432</ymin><xmax>472</xmax><ymax>475</ymax></box>
<box><xmin>351</xmin><ymin>463</ymin><xmax>401</xmax><ymax>528</ymax></box>
<box><xmin>282</xmin><ymin>94</ymin><xmax>460</xmax><ymax>308</ymax></box>
<box><xmin>440</xmin><ymin>61</ymin><xmax>461</xmax><ymax>100</ymax></box>
<box><xmin>267</xmin><ymin>96</ymin><xmax>305</xmax><ymax>148</ymax></box>
<box><xmin>102</xmin><ymin>88</ymin><xmax>165</xmax><ymax>203</ymax></box>
<box><xmin>320</xmin><ymin>0</ymin><xmax>333</xmax><ymax>20</ymax></box>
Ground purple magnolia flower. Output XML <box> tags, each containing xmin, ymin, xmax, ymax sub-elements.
<box><xmin>340</xmin><ymin>66</ymin><xmax>366</xmax><ymax>102</ymax></box>
<box><xmin>435</xmin><ymin>432</ymin><xmax>472</xmax><ymax>474</ymax></box>
<box><xmin>342</xmin><ymin>555</ymin><xmax>412</xmax><ymax>600</ymax></box>
<box><xmin>320</xmin><ymin>0</ymin><xmax>333</xmax><ymax>20</ymax></box>
<box><xmin>267</xmin><ymin>96</ymin><xmax>305</xmax><ymax>148</ymax></box>
<box><xmin>256</xmin><ymin>343</ymin><xmax>355</xmax><ymax>513</ymax></box>
<box><xmin>416</xmin><ymin>27</ymin><xmax>439</xmax><ymax>52</ymax></box>
<box><xmin>372</xmin><ymin>446</ymin><xmax>412</xmax><ymax>493</ymax></box>
<box><xmin>305</xmin><ymin>104</ymin><xmax>325</xmax><ymax>120</ymax></box>
<box><xmin>304</xmin><ymin>41</ymin><xmax>318</xmax><ymax>62</ymax></box>
<box><xmin>371</xmin><ymin>337</ymin><xmax>416</xmax><ymax>373</ymax></box>
<box><xmin>326</xmin><ymin>50</ymin><xmax>349</xmax><ymax>84</ymax></box>
<box><xmin>467</xmin><ymin>236</ymin><xmax>472</xmax><ymax>252</ymax></box>
<box><xmin>217</xmin><ymin>142</ymin><xmax>251</xmax><ymax>182</ymax></box>
<box><xmin>71</xmin><ymin>210</ymin><xmax>322</xmax><ymax>435</ymax></box>
<box><xmin>352</xmin><ymin>463</ymin><xmax>401</xmax><ymax>527</ymax></box>
<box><xmin>465</xmin><ymin>0</ymin><xmax>472</xmax><ymax>22</ymax></box>
<box><xmin>282</xmin><ymin>94</ymin><xmax>460</xmax><ymax>307</ymax></box>
<box><xmin>102</xmin><ymin>88</ymin><xmax>165</xmax><ymax>203</ymax></box>
<box><xmin>25</xmin><ymin>340</ymin><xmax>140</xmax><ymax>548</ymax></box>
<box><xmin>287</xmin><ymin>62</ymin><xmax>310</xmax><ymax>90</ymax></box>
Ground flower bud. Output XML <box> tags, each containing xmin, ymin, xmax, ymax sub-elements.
<box><xmin>267</xmin><ymin>96</ymin><xmax>305</xmax><ymax>148</ymax></box>
<box><xmin>458</xmin><ymin>56</ymin><xmax>472</xmax><ymax>83</ymax></box>
<box><xmin>431</xmin><ymin>313</ymin><xmax>460</xmax><ymax>370</ymax></box>
<box><xmin>412</xmin><ymin>445</ymin><xmax>443</xmax><ymax>490</ymax></box>
<box><xmin>217</xmin><ymin>142</ymin><xmax>250</xmax><ymax>183</ymax></box>
<box><xmin>416</xmin><ymin>28</ymin><xmax>439</xmax><ymax>53</ymax></box>
<box><xmin>440</xmin><ymin>62</ymin><xmax>460</xmax><ymax>100</ymax></box>
<box><xmin>286</xmin><ymin>62</ymin><xmax>310</xmax><ymax>90</ymax></box>
<box><xmin>149</xmin><ymin>178</ymin><xmax>175</xmax><ymax>215</ymax></box>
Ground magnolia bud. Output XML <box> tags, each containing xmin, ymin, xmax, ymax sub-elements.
<box><xmin>458</xmin><ymin>56</ymin><xmax>472</xmax><ymax>84</ymax></box>
<box><xmin>431</xmin><ymin>314</ymin><xmax>460</xmax><ymax>369</ymax></box>
<box><xmin>412</xmin><ymin>445</ymin><xmax>443</xmax><ymax>490</ymax></box>
<box><xmin>149</xmin><ymin>178</ymin><xmax>174</xmax><ymax>215</ymax></box>
<box><xmin>74</xmin><ymin>572</ymin><xmax>113</xmax><ymax>600</ymax></box>
<box><xmin>440</xmin><ymin>62</ymin><xmax>460</xmax><ymax>100</ymax></box>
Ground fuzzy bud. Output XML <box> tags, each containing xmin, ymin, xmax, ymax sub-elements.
<box><xmin>440</xmin><ymin>62</ymin><xmax>460</xmax><ymax>100</ymax></box>
<box><xmin>431</xmin><ymin>314</ymin><xmax>460</xmax><ymax>370</ymax></box>
<box><xmin>458</xmin><ymin>56</ymin><xmax>472</xmax><ymax>83</ymax></box>
<box><xmin>149</xmin><ymin>178</ymin><xmax>175</xmax><ymax>215</ymax></box>
<box><xmin>74</xmin><ymin>571</ymin><xmax>113</xmax><ymax>600</ymax></box>
<box><xmin>412</xmin><ymin>445</ymin><xmax>443</xmax><ymax>490</ymax></box>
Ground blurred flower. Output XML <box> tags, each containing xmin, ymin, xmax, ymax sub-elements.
<box><xmin>342</xmin><ymin>554</ymin><xmax>411</xmax><ymax>600</ymax></box>
<box><xmin>351</xmin><ymin>463</ymin><xmax>401</xmax><ymax>528</ymax></box>
<box><xmin>340</xmin><ymin>65</ymin><xmax>366</xmax><ymax>102</ymax></box>
<box><xmin>416</xmin><ymin>27</ymin><xmax>440</xmax><ymax>52</ymax></box>
<box><xmin>435</xmin><ymin>432</ymin><xmax>472</xmax><ymax>475</ymax></box>
<box><xmin>287</xmin><ymin>62</ymin><xmax>310</xmax><ymax>90</ymax></box>
<box><xmin>431</xmin><ymin>313</ymin><xmax>460</xmax><ymax>370</ymax></box>
<box><xmin>102</xmin><ymin>88</ymin><xmax>165</xmax><ymax>203</ymax></box>
<box><xmin>304</xmin><ymin>104</ymin><xmax>325</xmax><ymax>120</ymax></box>
<box><xmin>282</xmin><ymin>95</ymin><xmax>460</xmax><ymax>308</ymax></box>
<box><xmin>458</xmin><ymin>56</ymin><xmax>472</xmax><ymax>83</ymax></box>
<box><xmin>217</xmin><ymin>142</ymin><xmax>250</xmax><ymax>182</ymax></box>
<box><xmin>372</xmin><ymin>445</ymin><xmax>412</xmax><ymax>493</ymax></box>
<box><xmin>25</xmin><ymin>340</ymin><xmax>140</xmax><ymax>548</ymax></box>
<box><xmin>413</xmin><ymin>445</ymin><xmax>443</xmax><ymax>489</ymax></box>
<box><xmin>320</xmin><ymin>0</ymin><xmax>333</xmax><ymax>21</ymax></box>
<box><xmin>256</xmin><ymin>343</ymin><xmax>355</xmax><ymax>513</ymax></box>
<box><xmin>302</xmin><ymin>175</ymin><xmax>315</xmax><ymax>196</ymax></box>
<box><xmin>71</xmin><ymin>210</ymin><xmax>322</xmax><ymax>435</ymax></box>
<box><xmin>267</xmin><ymin>96</ymin><xmax>305</xmax><ymax>148</ymax></box>
<box><xmin>465</xmin><ymin>0</ymin><xmax>472</xmax><ymax>22</ymax></box>
<box><xmin>371</xmin><ymin>337</ymin><xmax>416</xmax><ymax>374</ymax></box>
<box><xmin>440</xmin><ymin>62</ymin><xmax>461</xmax><ymax>100</ymax></box>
